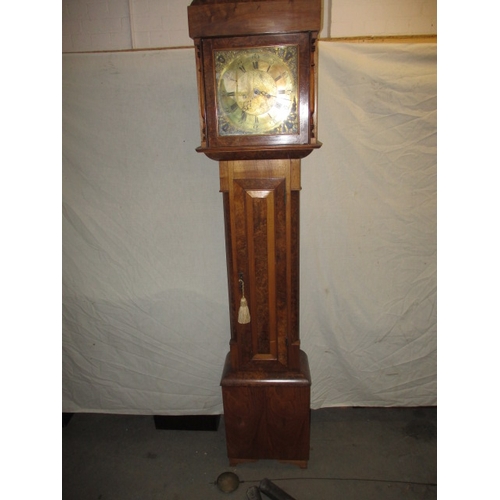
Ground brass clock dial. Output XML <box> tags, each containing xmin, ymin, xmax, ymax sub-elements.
<box><xmin>215</xmin><ymin>45</ymin><xmax>299</xmax><ymax>136</ymax></box>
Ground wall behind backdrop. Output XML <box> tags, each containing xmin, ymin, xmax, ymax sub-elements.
<box><xmin>62</xmin><ymin>40</ymin><xmax>436</xmax><ymax>414</ymax></box>
<box><xmin>62</xmin><ymin>0</ymin><xmax>437</xmax><ymax>53</ymax></box>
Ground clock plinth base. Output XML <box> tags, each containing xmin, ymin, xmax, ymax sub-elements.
<box><xmin>220</xmin><ymin>351</ymin><xmax>311</xmax><ymax>468</ymax></box>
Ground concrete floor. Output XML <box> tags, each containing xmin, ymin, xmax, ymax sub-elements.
<box><xmin>62</xmin><ymin>407</ymin><xmax>436</xmax><ymax>500</ymax></box>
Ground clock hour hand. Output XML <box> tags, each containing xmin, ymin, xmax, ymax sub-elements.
<box><xmin>254</xmin><ymin>88</ymin><xmax>275</xmax><ymax>99</ymax></box>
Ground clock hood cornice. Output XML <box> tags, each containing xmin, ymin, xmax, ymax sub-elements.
<box><xmin>188</xmin><ymin>0</ymin><xmax>322</xmax><ymax>39</ymax></box>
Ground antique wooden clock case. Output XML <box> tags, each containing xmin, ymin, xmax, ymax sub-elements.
<box><xmin>188</xmin><ymin>0</ymin><xmax>322</xmax><ymax>468</ymax></box>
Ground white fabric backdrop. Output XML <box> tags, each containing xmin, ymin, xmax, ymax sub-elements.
<box><xmin>62</xmin><ymin>41</ymin><xmax>436</xmax><ymax>414</ymax></box>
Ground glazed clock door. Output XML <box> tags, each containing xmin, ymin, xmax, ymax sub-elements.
<box><xmin>221</xmin><ymin>159</ymin><xmax>302</xmax><ymax>372</ymax></box>
<box><xmin>200</xmin><ymin>32</ymin><xmax>312</xmax><ymax>151</ymax></box>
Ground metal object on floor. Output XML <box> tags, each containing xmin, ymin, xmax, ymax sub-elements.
<box><xmin>246</xmin><ymin>485</ymin><xmax>263</xmax><ymax>499</ymax></box>
<box><xmin>259</xmin><ymin>478</ymin><xmax>297</xmax><ymax>500</ymax></box>
<box><xmin>216</xmin><ymin>471</ymin><xmax>240</xmax><ymax>493</ymax></box>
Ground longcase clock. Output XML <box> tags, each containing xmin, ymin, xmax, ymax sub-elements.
<box><xmin>188</xmin><ymin>0</ymin><xmax>322</xmax><ymax>468</ymax></box>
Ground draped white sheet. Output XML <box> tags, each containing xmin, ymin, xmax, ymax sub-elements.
<box><xmin>62</xmin><ymin>41</ymin><xmax>436</xmax><ymax>414</ymax></box>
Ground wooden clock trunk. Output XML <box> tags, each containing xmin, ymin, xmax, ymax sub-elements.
<box><xmin>220</xmin><ymin>158</ymin><xmax>310</xmax><ymax>467</ymax></box>
<box><xmin>187</xmin><ymin>0</ymin><xmax>322</xmax><ymax>468</ymax></box>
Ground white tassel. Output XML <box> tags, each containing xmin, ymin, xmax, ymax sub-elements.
<box><xmin>237</xmin><ymin>278</ymin><xmax>251</xmax><ymax>324</ymax></box>
<box><xmin>238</xmin><ymin>296</ymin><xmax>251</xmax><ymax>324</ymax></box>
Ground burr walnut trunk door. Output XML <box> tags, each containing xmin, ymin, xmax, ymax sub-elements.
<box><xmin>220</xmin><ymin>159</ymin><xmax>302</xmax><ymax>372</ymax></box>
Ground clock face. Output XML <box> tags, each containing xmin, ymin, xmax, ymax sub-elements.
<box><xmin>215</xmin><ymin>45</ymin><xmax>299</xmax><ymax>137</ymax></box>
